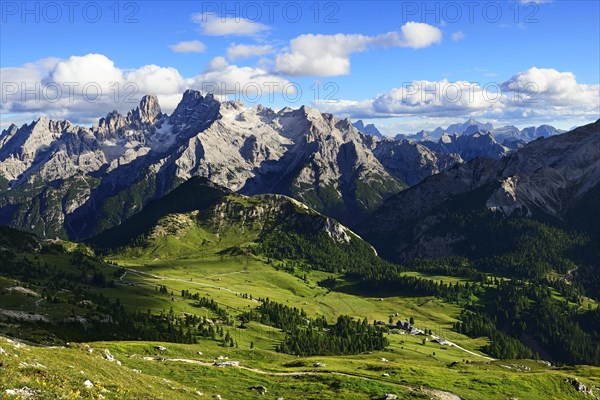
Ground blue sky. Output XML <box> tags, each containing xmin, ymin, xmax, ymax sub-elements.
<box><xmin>1</xmin><ymin>0</ymin><xmax>599</xmax><ymax>134</ymax></box>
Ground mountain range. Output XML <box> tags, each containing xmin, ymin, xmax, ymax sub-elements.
<box><xmin>360</xmin><ymin>119</ymin><xmax>600</xmax><ymax>265</ymax></box>
<box><xmin>0</xmin><ymin>91</ymin><xmax>404</xmax><ymax>238</ymax></box>
<box><xmin>0</xmin><ymin>92</ymin><xmax>594</xmax><ymax>251</ymax></box>
<box><xmin>395</xmin><ymin>118</ymin><xmax>565</xmax><ymax>145</ymax></box>
<box><xmin>1</xmin><ymin>91</ymin><xmax>522</xmax><ymax>240</ymax></box>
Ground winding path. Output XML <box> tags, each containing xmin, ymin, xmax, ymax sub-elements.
<box><xmin>431</xmin><ymin>335</ymin><xmax>495</xmax><ymax>361</ymax></box>
<box><xmin>106</xmin><ymin>263</ymin><xmax>260</xmax><ymax>302</ymax></box>
<box><xmin>134</xmin><ymin>355</ymin><xmax>464</xmax><ymax>399</ymax></box>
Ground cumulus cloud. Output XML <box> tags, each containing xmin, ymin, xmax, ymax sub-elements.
<box><xmin>206</xmin><ymin>56</ymin><xmax>230</xmax><ymax>71</ymax></box>
<box><xmin>227</xmin><ymin>44</ymin><xmax>273</xmax><ymax>61</ymax></box>
<box><xmin>275</xmin><ymin>33</ymin><xmax>374</xmax><ymax>76</ymax></box>
<box><xmin>501</xmin><ymin>67</ymin><xmax>598</xmax><ymax>108</ymax></box>
<box><xmin>314</xmin><ymin>67</ymin><xmax>599</xmax><ymax>123</ymax></box>
<box><xmin>1</xmin><ymin>57</ymin><xmax>59</xmax><ymax>95</ymax></box>
<box><xmin>399</xmin><ymin>22</ymin><xmax>443</xmax><ymax>48</ymax></box>
<box><xmin>317</xmin><ymin>80</ymin><xmax>500</xmax><ymax>118</ymax></box>
<box><xmin>275</xmin><ymin>22</ymin><xmax>442</xmax><ymax>77</ymax></box>
<box><xmin>0</xmin><ymin>53</ymin><xmax>292</xmax><ymax>127</ymax></box>
<box><xmin>190</xmin><ymin>58</ymin><xmax>291</xmax><ymax>98</ymax></box>
<box><xmin>169</xmin><ymin>40</ymin><xmax>207</xmax><ymax>53</ymax></box>
<box><xmin>451</xmin><ymin>31</ymin><xmax>466</xmax><ymax>42</ymax></box>
<box><xmin>49</xmin><ymin>54</ymin><xmax>123</xmax><ymax>92</ymax></box>
<box><xmin>192</xmin><ymin>13</ymin><xmax>269</xmax><ymax>36</ymax></box>
<box><xmin>124</xmin><ymin>65</ymin><xmax>186</xmax><ymax>95</ymax></box>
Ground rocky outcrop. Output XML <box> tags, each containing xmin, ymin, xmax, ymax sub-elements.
<box><xmin>566</xmin><ymin>378</ymin><xmax>596</xmax><ymax>397</ymax></box>
<box><xmin>373</xmin><ymin>139</ymin><xmax>463</xmax><ymax>185</ymax></box>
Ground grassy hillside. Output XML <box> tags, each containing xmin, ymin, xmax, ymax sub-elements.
<box><xmin>3</xmin><ymin>333</ymin><xmax>600</xmax><ymax>400</ymax></box>
<box><xmin>1</xmin><ymin>175</ymin><xmax>599</xmax><ymax>398</ymax></box>
<box><xmin>89</xmin><ymin>176</ymin><xmax>230</xmax><ymax>249</ymax></box>
<box><xmin>1</xmin><ymin>222</ymin><xmax>598</xmax><ymax>398</ymax></box>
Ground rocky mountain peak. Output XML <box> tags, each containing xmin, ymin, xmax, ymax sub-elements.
<box><xmin>353</xmin><ymin>120</ymin><xmax>366</xmax><ymax>131</ymax></box>
<box><xmin>4</xmin><ymin>123</ymin><xmax>18</xmax><ymax>132</ymax></box>
<box><xmin>97</xmin><ymin>110</ymin><xmax>127</xmax><ymax>135</ymax></box>
<box><xmin>0</xmin><ymin>124</ymin><xmax>19</xmax><ymax>147</ymax></box>
<box><xmin>134</xmin><ymin>94</ymin><xmax>162</xmax><ymax>124</ymax></box>
<box><xmin>170</xmin><ymin>89</ymin><xmax>222</xmax><ymax>133</ymax></box>
<box><xmin>352</xmin><ymin>120</ymin><xmax>384</xmax><ymax>138</ymax></box>
<box><xmin>30</xmin><ymin>116</ymin><xmax>74</xmax><ymax>135</ymax></box>
<box><xmin>219</xmin><ymin>99</ymin><xmax>246</xmax><ymax>114</ymax></box>
<box><xmin>297</xmin><ymin>106</ymin><xmax>336</xmax><ymax>127</ymax></box>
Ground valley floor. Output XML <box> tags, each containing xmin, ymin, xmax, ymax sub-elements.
<box><xmin>2</xmin><ymin>251</ymin><xmax>599</xmax><ymax>399</ymax></box>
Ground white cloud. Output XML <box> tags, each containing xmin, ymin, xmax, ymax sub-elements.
<box><xmin>1</xmin><ymin>54</ymin><xmax>186</xmax><ymax>122</ymax></box>
<box><xmin>275</xmin><ymin>23</ymin><xmax>442</xmax><ymax>77</ymax></box>
<box><xmin>314</xmin><ymin>67</ymin><xmax>599</xmax><ymax>124</ymax></box>
<box><xmin>206</xmin><ymin>56</ymin><xmax>230</xmax><ymax>71</ymax></box>
<box><xmin>275</xmin><ymin>33</ymin><xmax>374</xmax><ymax>76</ymax></box>
<box><xmin>318</xmin><ymin>80</ymin><xmax>499</xmax><ymax>118</ymax></box>
<box><xmin>227</xmin><ymin>44</ymin><xmax>273</xmax><ymax>61</ymax></box>
<box><xmin>1</xmin><ymin>57</ymin><xmax>59</xmax><ymax>96</ymax></box>
<box><xmin>169</xmin><ymin>40</ymin><xmax>207</xmax><ymax>53</ymax></box>
<box><xmin>501</xmin><ymin>67</ymin><xmax>598</xmax><ymax>109</ymax></box>
<box><xmin>399</xmin><ymin>22</ymin><xmax>443</xmax><ymax>48</ymax></box>
<box><xmin>124</xmin><ymin>65</ymin><xmax>186</xmax><ymax>95</ymax></box>
<box><xmin>190</xmin><ymin>57</ymin><xmax>291</xmax><ymax>98</ymax></box>
<box><xmin>192</xmin><ymin>13</ymin><xmax>269</xmax><ymax>36</ymax></box>
<box><xmin>49</xmin><ymin>54</ymin><xmax>123</xmax><ymax>92</ymax></box>
<box><xmin>0</xmin><ymin>53</ymin><xmax>292</xmax><ymax>127</ymax></box>
<box><xmin>451</xmin><ymin>31</ymin><xmax>466</xmax><ymax>42</ymax></box>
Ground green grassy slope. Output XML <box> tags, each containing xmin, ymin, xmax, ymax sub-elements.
<box><xmin>89</xmin><ymin>177</ymin><xmax>231</xmax><ymax>249</ymax></box>
<box><xmin>1</xmin><ymin>243</ymin><xmax>598</xmax><ymax>398</ymax></box>
<box><xmin>2</xmin><ymin>332</ymin><xmax>599</xmax><ymax>400</ymax></box>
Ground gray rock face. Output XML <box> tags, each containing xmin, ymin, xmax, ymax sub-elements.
<box><xmin>421</xmin><ymin>132</ymin><xmax>511</xmax><ymax>161</ymax></box>
<box><xmin>384</xmin><ymin>120</ymin><xmax>599</xmax><ymax>221</ymax></box>
<box><xmin>373</xmin><ymin>139</ymin><xmax>462</xmax><ymax>186</ymax></box>
<box><xmin>520</xmin><ymin>124</ymin><xmax>565</xmax><ymax>140</ymax></box>
<box><xmin>445</xmin><ymin>118</ymin><xmax>494</xmax><ymax>136</ymax></box>
<box><xmin>168</xmin><ymin>90</ymin><xmax>222</xmax><ymax>134</ymax></box>
<box><xmin>361</xmin><ymin>119</ymin><xmax>600</xmax><ymax>260</ymax></box>
<box><xmin>485</xmin><ymin>122</ymin><xmax>600</xmax><ymax>216</ymax></box>
<box><xmin>135</xmin><ymin>95</ymin><xmax>162</xmax><ymax>124</ymax></box>
<box><xmin>491</xmin><ymin>125</ymin><xmax>522</xmax><ymax>142</ymax></box>
<box><xmin>566</xmin><ymin>378</ymin><xmax>595</xmax><ymax>397</ymax></box>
